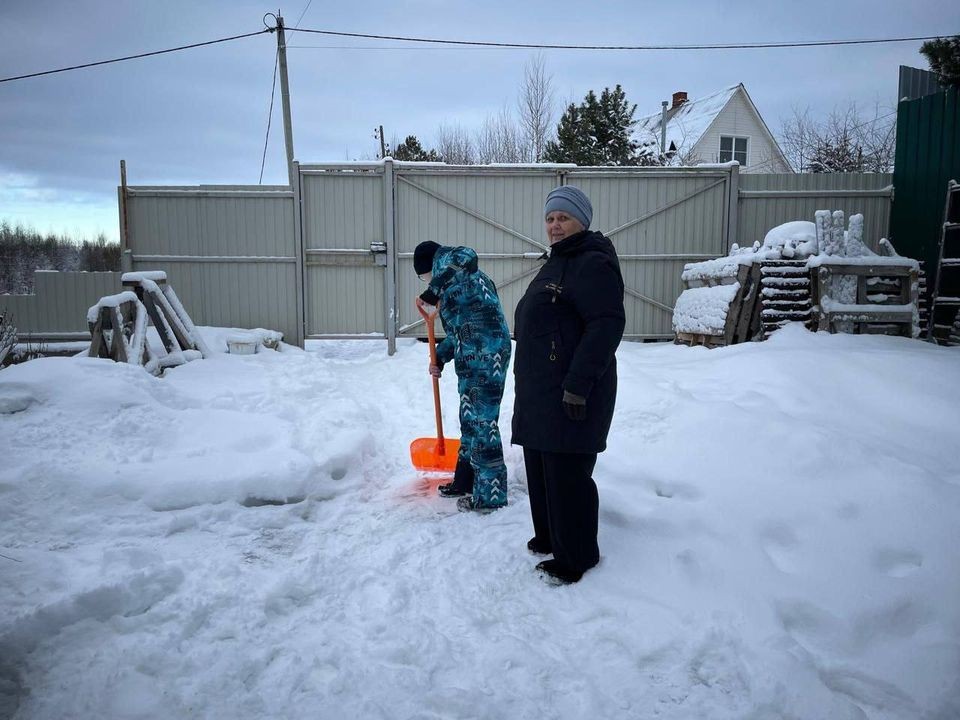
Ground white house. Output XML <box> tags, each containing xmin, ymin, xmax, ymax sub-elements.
<box><xmin>635</xmin><ymin>84</ymin><xmax>792</xmax><ymax>173</ymax></box>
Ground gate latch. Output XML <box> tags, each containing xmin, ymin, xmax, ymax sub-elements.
<box><xmin>369</xmin><ymin>241</ymin><xmax>387</xmax><ymax>266</ymax></box>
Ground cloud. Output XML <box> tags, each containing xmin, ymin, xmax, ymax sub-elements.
<box><xmin>0</xmin><ymin>168</ymin><xmax>119</xmax><ymax>241</ymax></box>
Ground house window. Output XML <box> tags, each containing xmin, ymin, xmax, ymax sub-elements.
<box><xmin>720</xmin><ymin>136</ymin><xmax>748</xmax><ymax>165</ymax></box>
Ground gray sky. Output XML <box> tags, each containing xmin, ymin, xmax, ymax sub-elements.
<box><xmin>1</xmin><ymin>0</ymin><xmax>957</xmax><ymax>242</ymax></box>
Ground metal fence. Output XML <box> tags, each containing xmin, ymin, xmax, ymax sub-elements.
<box><xmin>738</xmin><ymin>173</ymin><xmax>893</xmax><ymax>253</ymax></box>
<box><xmin>8</xmin><ymin>163</ymin><xmax>897</xmax><ymax>351</ymax></box>
<box><xmin>121</xmin><ymin>184</ymin><xmax>302</xmax><ymax>344</ymax></box>
<box><xmin>1</xmin><ymin>271</ymin><xmax>122</xmax><ymax>340</ymax></box>
<box><xmin>890</xmin><ymin>86</ymin><xmax>960</xmax><ymax>302</ymax></box>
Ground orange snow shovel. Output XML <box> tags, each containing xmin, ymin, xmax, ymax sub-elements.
<box><xmin>410</xmin><ymin>300</ymin><xmax>460</xmax><ymax>472</ymax></box>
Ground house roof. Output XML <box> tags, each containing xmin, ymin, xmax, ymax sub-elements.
<box><xmin>635</xmin><ymin>85</ymin><xmax>740</xmax><ymax>155</ymax></box>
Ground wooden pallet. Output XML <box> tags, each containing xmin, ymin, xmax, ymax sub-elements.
<box><xmin>759</xmin><ymin>260</ymin><xmax>812</xmax><ymax>337</ymax></box>
<box><xmin>674</xmin><ymin>331</ymin><xmax>727</xmax><ymax>348</ymax></box>
<box><xmin>811</xmin><ymin>262</ymin><xmax>919</xmax><ymax>337</ymax></box>
<box><xmin>674</xmin><ymin>263</ymin><xmax>763</xmax><ymax>348</ymax></box>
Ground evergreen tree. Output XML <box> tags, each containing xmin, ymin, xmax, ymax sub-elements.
<box><xmin>543</xmin><ymin>85</ymin><xmax>640</xmax><ymax>166</ymax></box>
<box><xmin>391</xmin><ymin>135</ymin><xmax>442</xmax><ymax>162</ymax></box>
<box><xmin>921</xmin><ymin>36</ymin><xmax>960</xmax><ymax>88</ymax></box>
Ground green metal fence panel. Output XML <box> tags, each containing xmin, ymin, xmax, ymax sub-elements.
<box><xmin>890</xmin><ymin>87</ymin><xmax>960</xmax><ymax>303</ymax></box>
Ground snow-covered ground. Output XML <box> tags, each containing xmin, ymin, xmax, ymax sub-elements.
<box><xmin>2</xmin><ymin>325</ymin><xmax>959</xmax><ymax>719</ymax></box>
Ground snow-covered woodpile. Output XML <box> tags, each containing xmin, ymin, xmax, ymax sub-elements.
<box><xmin>673</xmin><ymin>211</ymin><xmax>921</xmax><ymax>347</ymax></box>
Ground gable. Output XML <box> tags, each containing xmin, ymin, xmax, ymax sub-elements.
<box><xmin>691</xmin><ymin>87</ymin><xmax>792</xmax><ymax>171</ymax></box>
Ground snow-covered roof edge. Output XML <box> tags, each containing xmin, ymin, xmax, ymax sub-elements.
<box><xmin>637</xmin><ymin>84</ymin><xmax>792</xmax><ymax>172</ymax></box>
<box><xmin>635</xmin><ymin>85</ymin><xmax>739</xmax><ymax>155</ymax></box>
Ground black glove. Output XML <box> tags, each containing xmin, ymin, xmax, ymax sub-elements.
<box><xmin>419</xmin><ymin>288</ymin><xmax>440</xmax><ymax>307</ymax></box>
<box><xmin>562</xmin><ymin>390</ymin><xmax>586</xmax><ymax>421</ymax></box>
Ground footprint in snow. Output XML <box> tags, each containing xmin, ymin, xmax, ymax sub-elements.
<box><xmin>872</xmin><ymin>547</ymin><xmax>923</xmax><ymax>578</ymax></box>
<box><xmin>758</xmin><ymin>523</ymin><xmax>801</xmax><ymax>574</ymax></box>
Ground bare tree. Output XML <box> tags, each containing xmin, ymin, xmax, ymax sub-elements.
<box><xmin>517</xmin><ymin>54</ymin><xmax>555</xmax><ymax>162</ymax></box>
<box><xmin>779</xmin><ymin>101</ymin><xmax>896</xmax><ymax>173</ymax></box>
<box><xmin>779</xmin><ymin>106</ymin><xmax>816</xmax><ymax>173</ymax></box>
<box><xmin>435</xmin><ymin>123</ymin><xmax>475</xmax><ymax>165</ymax></box>
<box><xmin>475</xmin><ymin>107</ymin><xmax>525</xmax><ymax>164</ymax></box>
<box><xmin>856</xmin><ymin>101</ymin><xmax>897</xmax><ymax>173</ymax></box>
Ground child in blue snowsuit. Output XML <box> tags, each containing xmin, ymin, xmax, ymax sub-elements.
<box><xmin>414</xmin><ymin>241</ymin><xmax>512</xmax><ymax>512</ymax></box>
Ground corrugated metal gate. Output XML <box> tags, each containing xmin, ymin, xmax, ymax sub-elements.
<box><xmin>566</xmin><ymin>168</ymin><xmax>731</xmax><ymax>337</ymax></box>
<box><xmin>292</xmin><ymin>163</ymin><xmax>735</xmax><ymax>345</ymax></box>
<box><xmin>298</xmin><ymin>165</ymin><xmax>389</xmax><ymax>338</ymax></box>
<box><xmin>394</xmin><ymin>167</ymin><xmax>558</xmax><ymax>339</ymax></box>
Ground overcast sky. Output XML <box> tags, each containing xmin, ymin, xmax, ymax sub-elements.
<box><xmin>1</xmin><ymin>0</ymin><xmax>957</xmax><ymax>242</ymax></box>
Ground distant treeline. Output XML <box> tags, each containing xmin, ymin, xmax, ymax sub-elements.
<box><xmin>0</xmin><ymin>221</ymin><xmax>120</xmax><ymax>295</ymax></box>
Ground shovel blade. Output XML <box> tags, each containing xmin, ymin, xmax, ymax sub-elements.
<box><xmin>410</xmin><ymin>437</ymin><xmax>461</xmax><ymax>472</ymax></box>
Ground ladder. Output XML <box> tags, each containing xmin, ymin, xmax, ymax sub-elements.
<box><xmin>927</xmin><ymin>180</ymin><xmax>960</xmax><ymax>344</ymax></box>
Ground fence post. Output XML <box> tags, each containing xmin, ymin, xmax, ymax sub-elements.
<box><xmin>118</xmin><ymin>160</ymin><xmax>133</xmax><ymax>272</ymax></box>
<box><xmin>384</xmin><ymin>158</ymin><xmax>397</xmax><ymax>356</ymax></box>
<box><xmin>725</xmin><ymin>162</ymin><xmax>740</xmax><ymax>254</ymax></box>
<box><xmin>292</xmin><ymin>160</ymin><xmax>307</xmax><ymax>348</ymax></box>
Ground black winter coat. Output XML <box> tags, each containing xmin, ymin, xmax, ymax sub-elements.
<box><xmin>511</xmin><ymin>230</ymin><xmax>625</xmax><ymax>453</ymax></box>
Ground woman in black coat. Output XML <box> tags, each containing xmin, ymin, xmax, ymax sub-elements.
<box><xmin>512</xmin><ymin>185</ymin><xmax>625</xmax><ymax>584</ymax></box>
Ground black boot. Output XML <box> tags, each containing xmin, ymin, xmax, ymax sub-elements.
<box><xmin>438</xmin><ymin>456</ymin><xmax>474</xmax><ymax>498</ymax></box>
<box><xmin>527</xmin><ymin>537</ymin><xmax>552</xmax><ymax>555</ymax></box>
<box><xmin>536</xmin><ymin>559</ymin><xmax>585</xmax><ymax>585</ymax></box>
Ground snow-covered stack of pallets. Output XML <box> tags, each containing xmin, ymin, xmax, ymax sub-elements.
<box><xmin>673</xmin><ymin>212</ymin><xmax>922</xmax><ymax>347</ymax></box>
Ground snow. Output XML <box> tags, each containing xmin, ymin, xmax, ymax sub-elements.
<box><xmin>85</xmin><ymin>291</ymin><xmax>140</xmax><ymax>323</ymax></box>
<box><xmin>681</xmin><ymin>256</ymin><xmax>742</xmax><ymax>284</ymax></box>
<box><xmin>2</xmin><ymin>326</ymin><xmax>960</xmax><ymax>719</ymax></box>
<box><xmin>672</xmin><ymin>283</ymin><xmax>740</xmax><ymax>334</ymax></box>
<box><xmin>121</xmin><ymin>271</ymin><xmax>167</xmax><ymax>283</ymax></box>
<box><xmin>762</xmin><ymin>220</ymin><xmax>819</xmax><ymax>258</ymax></box>
<box><xmin>808</xmin><ymin>255</ymin><xmax>921</xmax><ymax>269</ymax></box>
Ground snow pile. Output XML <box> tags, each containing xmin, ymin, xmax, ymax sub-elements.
<box><xmin>762</xmin><ymin>220</ymin><xmax>818</xmax><ymax>258</ymax></box>
<box><xmin>120</xmin><ymin>271</ymin><xmax>168</xmax><ymax>283</ymax></box>
<box><xmin>2</xmin><ymin>327</ymin><xmax>960</xmax><ymax>719</ymax></box>
<box><xmin>680</xmin><ymin>218</ymin><xmax>818</xmax><ymax>285</ymax></box>
<box><xmin>680</xmin><ymin>255</ymin><xmax>742</xmax><ymax>285</ymax></box>
<box><xmin>672</xmin><ymin>283</ymin><xmax>740</xmax><ymax>335</ymax></box>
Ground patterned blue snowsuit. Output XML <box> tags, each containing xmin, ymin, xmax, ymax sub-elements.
<box><xmin>427</xmin><ymin>246</ymin><xmax>512</xmax><ymax>508</ymax></box>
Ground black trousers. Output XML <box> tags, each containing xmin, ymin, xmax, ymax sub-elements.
<box><xmin>523</xmin><ymin>448</ymin><xmax>600</xmax><ymax>573</ymax></box>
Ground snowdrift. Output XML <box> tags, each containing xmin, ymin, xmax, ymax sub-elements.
<box><xmin>1</xmin><ymin>326</ymin><xmax>958</xmax><ymax>719</ymax></box>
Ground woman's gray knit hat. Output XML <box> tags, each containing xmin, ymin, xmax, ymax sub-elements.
<box><xmin>544</xmin><ymin>185</ymin><xmax>592</xmax><ymax>229</ymax></box>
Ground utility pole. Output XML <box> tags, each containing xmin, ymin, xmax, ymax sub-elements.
<box><xmin>276</xmin><ymin>13</ymin><xmax>296</xmax><ymax>185</ymax></box>
<box><xmin>379</xmin><ymin>125</ymin><xmax>387</xmax><ymax>159</ymax></box>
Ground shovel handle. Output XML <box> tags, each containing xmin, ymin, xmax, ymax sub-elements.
<box><xmin>417</xmin><ymin>300</ymin><xmax>446</xmax><ymax>454</ymax></box>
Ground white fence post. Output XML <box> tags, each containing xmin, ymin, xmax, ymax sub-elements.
<box><xmin>725</xmin><ymin>162</ymin><xmax>740</xmax><ymax>255</ymax></box>
<box><xmin>292</xmin><ymin>160</ymin><xmax>307</xmax><ymax>348</ymax></box>
<box><xmin>384</xmin><ymin>159</ymin><xmax>397</xmax><ymax>356</ymax></box>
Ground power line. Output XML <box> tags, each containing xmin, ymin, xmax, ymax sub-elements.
<box><xmin>293</xmin><ymin>0</ymin><xmax>314</xmax><ymax>29</ymax></box>
<box><xmin>0</xmin><ymin>29</ymin><xmax>272</xmax><ymax>84</ymax></box>
<box><xmin>289</xmin><ymin>27</ymin><xmax>952</xmax><ymax>51</ymax></box>
<box><xmin>259</xmin><ymin>48</ymin><xmax>280</xmax><ymax>184</ymax></box>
